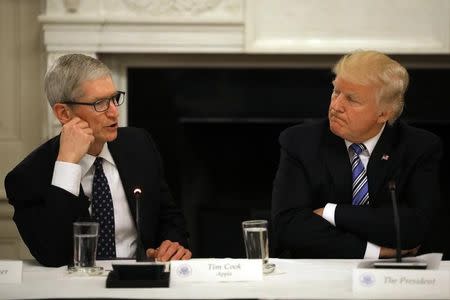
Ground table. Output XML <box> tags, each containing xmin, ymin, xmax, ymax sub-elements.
<box><xmin>1</xmin><ymin>259</ymin><xmax>449</xmax><ymax>299</ymax></box>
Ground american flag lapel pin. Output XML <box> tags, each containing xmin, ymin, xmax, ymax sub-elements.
<box><xmin>381</xmin><ymin>154</ymin><xmax>390</xmax><ymax>161</ymax></box>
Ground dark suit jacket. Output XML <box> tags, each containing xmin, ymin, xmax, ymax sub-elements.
<box><xmin>272</xmin><ymin>119</ymin><xmax>442</xmax><ymax>258</ymax></box>
<box><xmin>5</xmin><ymin>127</ymin><xmax>189</xmax><ymax>267</ymax></box>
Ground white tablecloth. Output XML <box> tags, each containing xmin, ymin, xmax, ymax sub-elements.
<box><xmin>1</xmin><ymin>258</ymin><xmax>449</xmax><ymax>299</ymax></box>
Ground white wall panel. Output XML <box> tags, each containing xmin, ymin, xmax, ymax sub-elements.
<box><xmin>246</xmin><ymin>0</ymin><xmax>450</xmax><ymax>53</ymax></box>
<box><xmin>0</xmin><ymin>0</ymin><xmax>44</xmax><ymax>260</ymax></box>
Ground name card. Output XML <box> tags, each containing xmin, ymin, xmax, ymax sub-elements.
<box><xmin>170</xmin><ymin>259</ymin><xmax>263</xmax><ymax>283</ymax></box>
<box><xmin>353</xmin><ymin>267</ymin><xmax>450</xmax><ymax>298</ymax></box>
<box><xmin>0</xmin><ymin>260</ymin><xmax>22</xmax><ymax>284</ymax></box>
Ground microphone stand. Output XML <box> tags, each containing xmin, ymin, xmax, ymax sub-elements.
<box><xmin>373</xmin><ymin>181</ymin><xmax>427</xmax><ymax>269</ymax></box>
<box><xmin>134</xmin><ymin>188</ymin><xmax>146</xmax><ymax>262</ymax></box>
<box><xmin>105</xmin><ymin>188</ymin><xmax>168</xmax><ymax>288</ymax></box>
<box><xmin>389</xmin><ymin>181</ymin><xmax>402</xmax><ymax>263</ymax></box>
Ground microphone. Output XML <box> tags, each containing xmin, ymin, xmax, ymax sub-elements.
<box><xmin>133</xmin><ymin>188</ymin><xmax>145</xmax><ymax>262</ymax></box>
<box><xmin>107</xmin><ymin>187</ymin><xmax>168</xmax><ymax>286</ymax></box>
<box><xmin>373</xmin><ymin>181</ymin><xmax>427</xmax><ymax>269</ymax></box>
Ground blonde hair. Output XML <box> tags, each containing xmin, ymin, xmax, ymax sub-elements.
<box><xmin>332</xmin><ymin>50</ymin><xmax>409</xmax><ymax>125</ymax></box>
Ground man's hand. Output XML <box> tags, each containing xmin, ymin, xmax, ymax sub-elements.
<box><xmin>380</xmin><ymin>245</ymin><xmax>420</xmax><ymax>258</ymax></box>
<box><xmin>313</xmin><ymin>207</ymin><xmax>324</xmax><ymax>217</ymax></box>
<box><xmin>57</xmin><ymin>117</ymin><xmax>94</xmax><ymax>163</ymax></box>
<box><xmin>146</xmin><ymin>240</ymin><xmax>192</xmax><ymax>262</ymax></box>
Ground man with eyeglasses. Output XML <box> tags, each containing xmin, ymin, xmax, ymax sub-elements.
<box><xmin>4</xmin><ymin>54</ymin><xmax>191</xmax><ymax>267</ymax></box>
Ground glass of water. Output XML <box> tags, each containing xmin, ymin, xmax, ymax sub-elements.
<box><xmin>242</xmin><ymin>220</ymin><xmax>275</xmax><ymax>274</ymax></box>
<box><xmin>242</xmin><ymin>220</ymin><xmax>269</xmax><ymax>264</ymax></box>
<box><xmin>69</xmin><ymin>222</ymin><xmax>103</xmax><ymax>275</ymax></box>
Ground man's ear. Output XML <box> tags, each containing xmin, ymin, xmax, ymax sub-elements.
<box><xmin>378</xmin><ymin>109</ymin><xmax>392</xmax><ymax>124</ymax></box>
<box><xmin>53</xmin><ymin>103</ymin><xmax>73</xmax><ymax>125</ymax></box>
<box><xmin>377</xmin><ymin>107</ymin><xmax>392</xmax><ymax>124</ymax></box>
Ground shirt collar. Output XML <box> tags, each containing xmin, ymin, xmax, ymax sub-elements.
<box><xmin>79</xmin><ymin>143</ymin><xmax>116</xmax><ymax>177</ymax></box>
<box><xmin>344</xmin><ymin>123</ymin><xmax>386</xmax><ymax>156</ymax></box>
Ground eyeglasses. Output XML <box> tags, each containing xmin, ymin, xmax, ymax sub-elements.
<box><xmin>62</xmin><ymin>91</ymin><xmax>126</xmax><ymax>112</ymax></box>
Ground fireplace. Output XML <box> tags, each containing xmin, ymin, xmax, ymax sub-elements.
<box><xmin>126</xmin><ymin>64</ymin><xmax>450</xmax><ymax>258</ymax></box>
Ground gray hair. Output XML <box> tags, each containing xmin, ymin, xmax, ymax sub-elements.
<box><xmin>44</xmin><ymin>54</ymin><xmax>112</xmax><ymax>107</ymax></box>
<box><xmin>333</xmin><ymin>50</ymin><xmax>409</xmax><ymax>125</ymax></box>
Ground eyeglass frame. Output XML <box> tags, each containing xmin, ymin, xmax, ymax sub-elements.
<box><xmin>60</xmin><ymin>91</ymin><xmax>126</xmax><ymax>112</ymax></box>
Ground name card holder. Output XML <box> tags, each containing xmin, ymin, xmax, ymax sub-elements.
<box><xmin>106</xmin><ymin>263</ymin><xmax>169</xmax><ymax>288</ymax></box>
<box><xmin>353</xmin><ymin>260</ymin><xmax>450</xmax><ymax>298</ymax></box>
<box><xmin>0</xmin><ymin>260</ymin><xmax>22</xmax><ymax>284</ymax></box>
<box><xmin>171</xmin><ymin>259</ymin><xmax>263</xmax><ymax>283</ymax></box>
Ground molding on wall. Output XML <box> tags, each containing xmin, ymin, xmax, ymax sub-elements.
<box><xmin>48</xmin><ymin>0</ymin><xmax>243</xmax><ymax>19</ymax></box>
<box><xmin>40</xmin><ymin>0</ymin><xmax>244</xmax><ymax>54</ymax></box>
<box><xmin>40</xmin><ymin>22</ymin><xmax>244</xmax><ymax>54</ymax></box>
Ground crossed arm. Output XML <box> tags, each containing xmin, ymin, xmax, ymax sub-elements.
<box><xmin>272</xmin><ymin>137</ymin><xmax>442</xmax><ymax>259</ymax></box>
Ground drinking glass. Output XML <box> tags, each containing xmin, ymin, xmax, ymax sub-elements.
<box><xmin>242</xmin><ymin>220</ymin><xmax>269</xmax><ymax>264</ymax></box>
<box><xmin>69</xmin><ymin>222</ymin><xmax>103</xmax><ymax>275</ymax></box>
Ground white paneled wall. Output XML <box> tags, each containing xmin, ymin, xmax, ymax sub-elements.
<box><xmin>0</xmin><ymin>0</ymin><xmax>44</xmax><ymax>259</ymax></box>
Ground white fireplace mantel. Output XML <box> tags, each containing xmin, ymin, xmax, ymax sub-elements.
<box><xmin>40</xmin><ymin>0</ymin><xmax>245</xmax><ymax>54</ymax></box>
<box><xmin>39</xmin><ymin>0</ymin><xmax>450</xmax><ymax>138</ymax></box>
<box><xmin>40</xmin><ymin>0</ymin><xmax>450</xmax><ymax>55</ymax></box>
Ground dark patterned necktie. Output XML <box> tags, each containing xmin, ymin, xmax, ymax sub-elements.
<box><xmin>350</xmin><ymin>143</ymin><xmax>370</xmax><ymax>205</ymax></box>
<box><xmin>91</xmin><ymin>157</ymin><xmax>116</xmax><ymax>258</ymax></box>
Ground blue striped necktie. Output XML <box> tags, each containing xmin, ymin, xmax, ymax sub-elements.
<box><xmin>350</xmin><ymin>143</ymin><xmax>370</xmax><ymax>205</ymax></box>
<box><xmin>91</xmin><ymin>157</ymin><xmax>116</xmax><ymax>258</ymax></box>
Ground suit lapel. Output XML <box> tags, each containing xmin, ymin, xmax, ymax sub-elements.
<box><xmin>108</xmin><ymin>133</ymin><xmax>137</xmax><ymax>219</ymax></box>
<box><xmin>367</xmin><ymin>123</ymin><xmax>398</xmax><ymax>203</ymax></box>
<box><xmin>323</xmin><ymin>129</ymin><xmax>353</xmax><ymax>204</ymax></box>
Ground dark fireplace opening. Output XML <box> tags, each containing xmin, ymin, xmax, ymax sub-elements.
<box><xmin>128</xmin><ymin>67</ymin><xmax>450</xmax><ymax>259</ymax></box>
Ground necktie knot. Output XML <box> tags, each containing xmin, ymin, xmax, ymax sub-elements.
<box><xmin>350</xmin><ymin>143</ymin><xmax>366</xmax><ymax>156</ymax></box>
<box><xmin>94</xmin><ymin>157</ymin><xmax>103</xmax><ymax>170</ymax></box>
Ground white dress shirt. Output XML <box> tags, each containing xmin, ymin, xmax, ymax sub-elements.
<box><xmin>322</xmin><ymin>124</ymin><xmax>385</xmax><ymax>259</ymax></box>
<box><xmin>51</xmin><ymin>144</ymin><xmax>137</xmax><ymax>258</ymax></box>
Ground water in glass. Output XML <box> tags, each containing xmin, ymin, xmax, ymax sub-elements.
<box><xmin>74</xmin><ymin>233</ymin><xmax>98</xmax><ymax>268</ymax></box>
<box><xmin>243</xmin><ymin>227</ymin><xmax>268</xmax><ymax>264</ymax></box>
